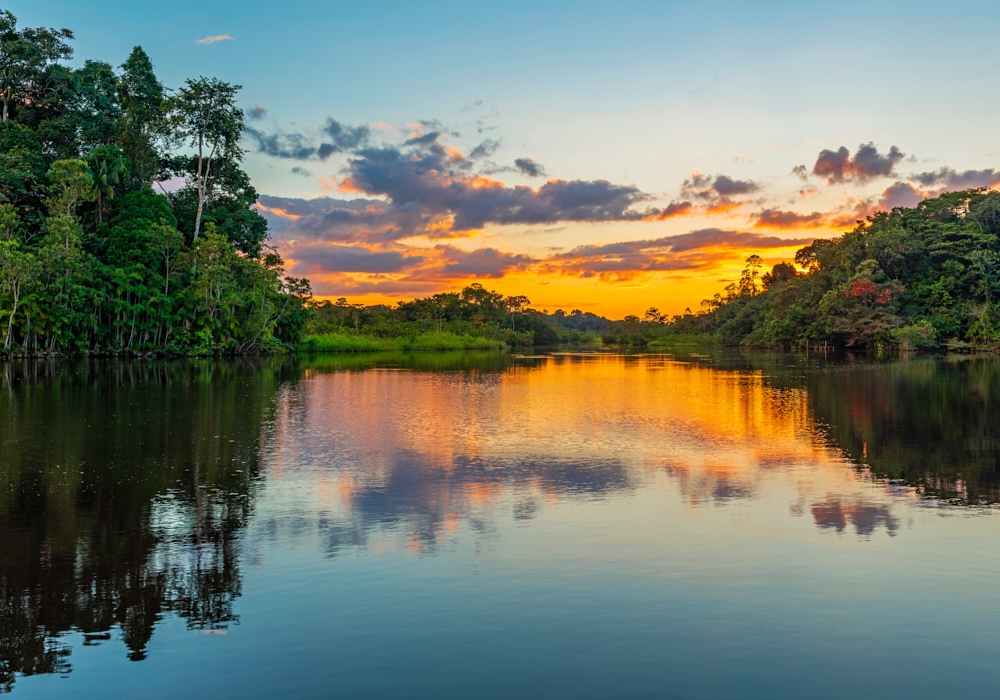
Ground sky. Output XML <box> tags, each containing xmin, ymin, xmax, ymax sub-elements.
<box><xmin>12</xmin><ymin>0</ymin><xmax>1000</xmax><ymax>317</ymax></box>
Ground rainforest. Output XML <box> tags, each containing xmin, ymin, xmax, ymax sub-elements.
<box><xmin>0</xmin><ymin>10</ymin><xmax>310</xmax><ymax>356</ymax></box>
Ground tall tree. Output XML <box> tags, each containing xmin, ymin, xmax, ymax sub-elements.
<box><xmin>117</xmin><ymin>46</ymin><xmax>165</xmax><ymax>186</ymax></box>
<box><xmin>0</xmin><ymin>10</ymin><xmax>73</xmax><ymax>122</ymax></box>
<box><xmin>168</xmin><ymin>78</ymin><xmax>244</xmax><ymax>241</ymax></box>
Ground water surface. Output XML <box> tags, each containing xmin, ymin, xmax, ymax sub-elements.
<box><xmin>2</xmin><ymin>351</ymin><xmax>999</xmax><ymax>698</ymax></box>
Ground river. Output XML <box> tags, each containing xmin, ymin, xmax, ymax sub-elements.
<box><xmin>2</xmin><ymin>350</ymin><xmax>999</xmax><ymax>698</ymax></box>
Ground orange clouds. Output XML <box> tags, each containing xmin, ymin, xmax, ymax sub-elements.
<box><xmin>248</xmin><ymin>112</ymin><xmax>1000</xmax><ymax>314</ymax></box>
<box><xmin>644</xmin><ymin>201</ymin><xmax>694</xmax><ymax>221</ymax></box>
<box><xmin>255</xmin><ymin>203</ymin><xmax>300</xmax><ymax>220</ymax></box>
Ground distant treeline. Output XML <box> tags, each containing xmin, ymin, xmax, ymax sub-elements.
<box><xmin>0</xmin><ymin>11</ymin><xmax>310</xmax><ymax>357</ymax></box>
<box><xmin>306</xmin><ymin>284</ymin><xmax>609</xmax><ymax>349</ymax></box>
<box><xmin>606</xmin><ymin>189</ymin><xmax>1000</xmax><ymax>351</ymax></box>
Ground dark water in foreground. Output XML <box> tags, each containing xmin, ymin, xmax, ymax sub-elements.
<box><xmin>2</xmin><ymin>350</ymin><xmax>1000</xmax><ymax>699</ymax></box>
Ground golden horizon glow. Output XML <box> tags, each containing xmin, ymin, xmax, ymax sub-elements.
<box><xmin>263</xmin><ymin>355</ymin><xmax>906</xmax><ymax>554</ymax></box>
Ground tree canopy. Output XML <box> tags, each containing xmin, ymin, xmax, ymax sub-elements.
<box><xmin>0</xmin><ymin>11</ymin><xmax>309</xmax><ymax>356</ymax></box>
<box><xmin>625</xmin><ymin>189</ymin><xmax>1000</xmax><ymax>351</ymax></box>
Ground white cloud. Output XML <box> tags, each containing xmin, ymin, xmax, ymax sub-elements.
<box><xmin>195</xmin><ymin>34</ymin><xmax>234</xmax><ymax>44</ymax></box>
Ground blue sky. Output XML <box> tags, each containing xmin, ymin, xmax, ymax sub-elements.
<box><xmin>11</xmin><ymin>0</ymin><xmax>1000</xmax><ymax>313</ymax></box>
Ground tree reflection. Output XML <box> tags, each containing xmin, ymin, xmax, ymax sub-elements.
<box><xmin>683</xmin><ymin>350</ymin><xmax>1000</xmax><ymax>506</ymax></box>
<box><xmin>3</xmin><ymin>351</ymin><xmax>998</xmax><ymax>690</ymax></box>
<box><xmin>0</xmin><ymin>359</ymin><xmax>291</xmax><ymax>692</ymax></box>
<box><xmin>799</xmin><ymin>356</ymin><xmax>1000</xmax><ymax>505</ymax></box>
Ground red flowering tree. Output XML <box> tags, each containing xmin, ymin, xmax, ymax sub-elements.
<box><xmin>821</xmin><ymin>261</ymin><xmax>905</xmax><ymax>347</ymax></box>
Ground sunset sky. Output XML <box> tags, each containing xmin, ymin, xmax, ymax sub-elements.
<box><xmin>16</xmin><ymin>0</ymin><xmax>1000</xmax><ymax>317</ymax></box>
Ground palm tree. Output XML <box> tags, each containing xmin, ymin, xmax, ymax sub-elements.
<box><xmin>87</xmin><ymin>153</ymin><xmax>123</xmax><ymax>223</ymax></box>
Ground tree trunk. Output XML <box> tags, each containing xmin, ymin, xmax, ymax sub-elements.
<box><xmin>5</xmin><ymin>283</ymin><xmax>19</xmax><ymax>350</ymax></box>
<box><xmin>193</xmin><ymin>136</ymin><xmax>205</xmax><ymax>241</ymax></box>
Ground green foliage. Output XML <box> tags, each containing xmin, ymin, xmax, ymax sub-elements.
<box><xmin>168</xmin><ymin>185</ymin><xmax>268</xmax><ymax>255</ymax></box>
<box><xmin>301</xmin><ymin>331</ymin><xmax>505</xmax><ymax>353</ymax></box>
<box><xmin>305</xmin><ymin>283</ymin><xmax>560</xmax><ymax>349</ymax></box>
<box><xmin>669</xmin><ymin>189</ymin><xmax>1000</xmax><ymax>352</ymax></box>
<box><xmin>0</xmin><ymin>11</ymin><xmax>310</xmax><ymax>357</ymax></box>
<box><xmin>117</xmin><ymin>46</ymin><xmax>165</xmax><ymax>186</ymax></box>
<box><xmin>166</xmin><ymin>77</ymin><xmax>244</xmax><ymax>241</ymax></box>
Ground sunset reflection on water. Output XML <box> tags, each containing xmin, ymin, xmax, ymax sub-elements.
<box><xmin>260</xmin><ymin>353</ymin><xmax>918</xmax><ymax>558</ymax></box>
<box><xmin>5</xmin><ymin>353</ymin><xmax>1000</xmax><ymax>698</ymax></box>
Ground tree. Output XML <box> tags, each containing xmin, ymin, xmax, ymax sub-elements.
<box><xmin>643</xmin><ymin>307</ymin><xmax>665</xmax><ymax>324</ymax></box>
<box><xmin>149</xmin><ymin>220</ymin><xmax>185</xmax><ymax>295</ymax></box>
<box><xmin>0</xmin><ymin>202</ymin><xmax>18</xmax><ymax>239</ymax></box>
<box><xmin>505</xmin><ymin>294</ymin><xmax>530</xmax><ymax>330</ymax></box>
<box><xmin>117</xmin><ymin>46</ymin><xmax>165</xmax><ymax>186</ymax></box>
<box><xmin>0</xmin><ymin>239</ymin><xmax>37</xmax><ymax>349</ymax></box>
<box><xmin>87</xmin><ymin>146</ymin><xmax>127</xmax><ymax>222</ymax></box>
<box><xmin>738</xmin><ymin>254</ymin><xmax>764</xmax><ymax>296</ymax></box>
<box><xmin>168</xmin><ymin>78</ymin><xmax>244</xmax><ymax>241</ymax></box>
<box><xmin>0</xmin><ymin>11</ymin><xmax>73</xmax><ymax>122</ymax></box>
<box><xmin>74</xmin><ymin>60</ymin><xmax>121</xmax><ymax>150</ymax></box>
<box><xmin>47</xmin><ymin>159</ymin><xmax>94</xmax><ymax>218</ymax></box>
<box><xmin>762</xmin><ymin>262</ymin><xmax>798</xmax><ymax>289</ymax></box>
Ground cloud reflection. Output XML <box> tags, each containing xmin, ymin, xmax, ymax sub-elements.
<box><xmin>811</xmin><ymin>497</ymin><xmax>899</xmax><ymax>537</ymax></box>
<box><xmin>262</xmin><ymin>353</ymin><xmax>916</xmax><ymax>557</ymax></box>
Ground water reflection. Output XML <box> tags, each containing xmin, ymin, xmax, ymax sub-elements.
<box><xmin>803</xmin><ymin>356</ymin><xmax>1000</xmax><ymax>504</ymax></box>
<box><xmin>0</xmin><ymin>360</ymin><xmax>291</xmax><ymax>692</ymax></box>
<box><xmin>260</xmin><ymin>352</ymin><xmax>896</xmax><ymax>561</ymax></box>
<box><xmin>2</xmin><ymin>352</ymin><xmax>1000</xmax><ymax>692</ymax></box>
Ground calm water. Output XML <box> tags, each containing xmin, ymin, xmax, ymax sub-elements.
<box><xmin>2</xmin><ymin>350</ymin><xmax>1000</xmax><ymax>698</ymax></box>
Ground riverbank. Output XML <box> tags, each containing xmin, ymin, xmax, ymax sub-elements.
<box><xmin>299</xmin><ymin>331</ymin><xmax>507</xmax><ymax>353</ymax></box>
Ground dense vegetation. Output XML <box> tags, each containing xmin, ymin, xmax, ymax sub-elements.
<box><xmin>0</xmin><ymin>11</ymin><xmax>309</xmax><ymax>357</ymax></box>
<box><xmin>305</xmin><ymin>283</ymin><xmax>622</xmax><ymax>350</ymax></box>
<box><xmin>608</xmin><ymin>189</ymin><xmax>1000</xmax><ymax>351</ymax></box>
<box><xmin>304</xmin><ymin>283</ymin><xmax>594</xmax><ymax>350</ymax></box>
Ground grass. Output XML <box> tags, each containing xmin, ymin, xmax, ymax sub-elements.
<box><xmin>646</xmin><ymin>333</ymin><xmax>716</xmax><ymax>347</ymax></box>
<box><xmin>300</xmin><ymin>331</ymin><xmax>506</xmax><ymax>353</ymax></box>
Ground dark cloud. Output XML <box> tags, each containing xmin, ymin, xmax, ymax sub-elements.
<box><xmin>911</xmin><ymin>167</ymin><xmax>1000</xmax><ymax>190</ymax></box>
<box><xmin>279</xmin><ymin>239</ymin><xmax>531</xmax><ymax>285</ymax></box>
<box><xmin>244</xmin><ymin>126</ymin><xmax>320</xmax><ymax>160</ymax></box>
<box><xmin>791</xmin><ymin>164</ymin><xmax>809</xmax><ymax>182</ymax></box>
<box><xmin>307</xmin><ymin>277</ymin><xmax>443</xmax><ymax>297</ymax></box>
<box><xmin>290</xmin><ymin>166</ymin><xmax>312</xmax><ymax>177</ymax></box>
<box><xmin>257</xmin><ymin>195</ymin><xmax>429</xmax><ymax>243</ymax></box>
<box><xmin>248</xmin><ymin>104</ymin><xmax>266</xmax><ymax>120</ymax></box>
<box><xmin>339</xmin><ymin>137</ymin><xmax>654</xmax><ymax>234</ymax></box>
<box><xmin>879</xmin><ymin>181</ymin><xmax>925</xmax><ymax>210</ymax></box>
<box><xmin>753</xmin><ymin>209</ymin><xmax>827</xmax><ymax>229</ymax></box>
<box><xmin>660</xmin><ymin>229</ymin><xmax>812</xmax><ymax>253</ymax></box>
<box><xmin>514</xmin><ymin>157</ymin><xmax>547</xmax><ymax>178</ymax></box>
<box><xmin>322</xmin><ymin>118</ymin><xmax>371</xmax><ymax>153</ymax></box>
<box><xmin>812</xmin><ymin>142</ymin><xmax>904</xmax><ymax>184</ymax></box>
<box><xmin>289</xmin><ymin>244</ymin><xmax>423</xmax><ymax>274</ymax></box>
<box><xmin>649</xmin><ymin>201</ymin><xmax>694</xmax><ymax>220</ymax></box>
<box><xmin>435</xmin><ymin>245</ymin><xmax>535</xmax><ymax>278</ymax></box>
<box><xmin>545</xmin><ymin>229</ymin><xmax>814</xmax><ymax>279</ymax></box>
<box><xmin>244</xmin><ymin>118</ymin><xmax>370</xmax><ymax>161</ymax></box>
<box><xmin>468</xmin><ymin>138</ymin><xmax>501</xmax><ymax>159</ymax></box>
<box><xmin>679</xmin><ymin>172</ymin><xmax>759</xmax><ymax>210</ymax></box>
<box><xmin>404</xmin><ymin>130</ymin><xmax>443</xmax><ymax>147</ymax></box>
<box><xmin>712</xmin><ymin>175</ymin><xmax>759</xmax><ymax>197</ymax></box>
